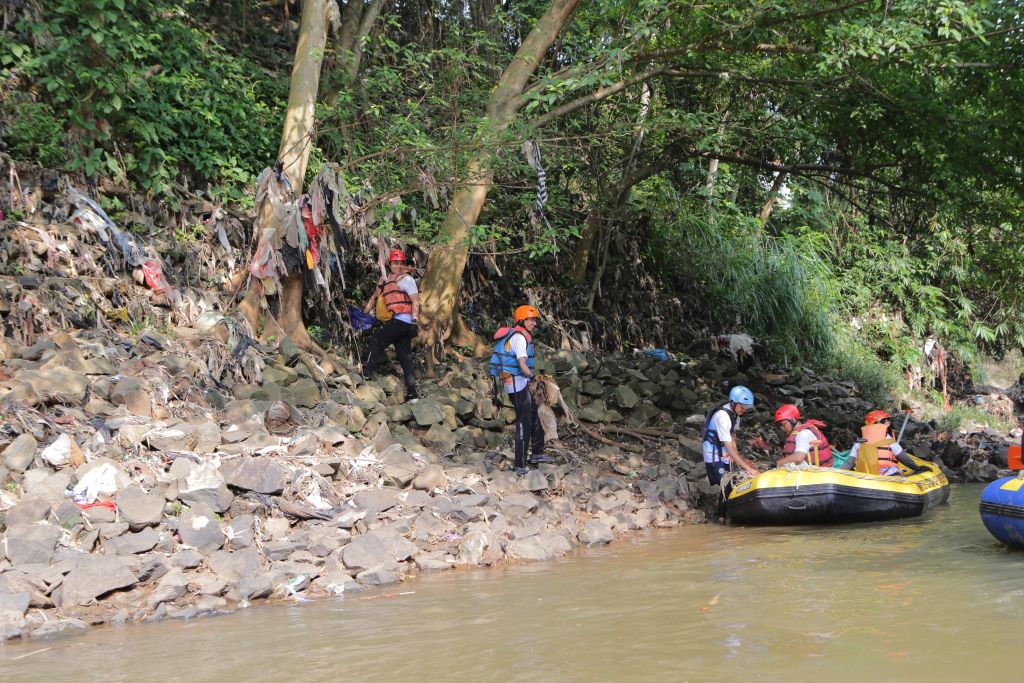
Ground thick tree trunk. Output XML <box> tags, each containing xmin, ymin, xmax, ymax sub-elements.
<box><xmin>418</xmin><ymin>0</ymin><xmax>580</xmax><ymax>352</ymax></box>
<box><xmin>239</xmin><ymin>0</ymin><xmax>338</xmax><ymax>357</ymax></box>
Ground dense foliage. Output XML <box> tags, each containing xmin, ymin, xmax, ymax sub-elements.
<box><xmin>2</xmin><ymin>0</ymin><xmax>1022</xmax><ymax>392</ymax></box>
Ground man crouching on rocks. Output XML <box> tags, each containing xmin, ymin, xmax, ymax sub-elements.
<box><xmin>489</xmin><ymin>305</ymin><xmax>553</xmax><ymax>476</ymax></box>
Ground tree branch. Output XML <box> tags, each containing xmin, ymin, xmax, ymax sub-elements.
<box><xmin>528</xmin><ymin>65</ymin><xmax>667</xmax><ymax>128</ymax></box>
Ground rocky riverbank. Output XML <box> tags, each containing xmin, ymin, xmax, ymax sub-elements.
<box><xmin>1</xmin><ymin>195</ymin><xmax>1021</xmax><ymax>642</ymax></box>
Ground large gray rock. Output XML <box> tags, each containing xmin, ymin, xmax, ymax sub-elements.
<box><xmin>235</xmin><ymin>574</ymin><xmax>274</xmax><ymax>603</ymax></box>
<box><xmin>4</xmin><ymin>524</ymin><xmax>62</xmax><ymax>566</ymax></box>
<box><xmin>0</xmin><ymin>592</ymin><xmax>30</xmax><ymax>641</ymax></box>
<box><xmin>411</xmin><ymin>398</ymin><xmax>445</xmax><ymax>426</ymax></box>
<box><xmin>614</xmin><ymin>385</ymin><xmax>640</xmax><ymax>409</ymax></box>
<box><xmin>178</xmin><ymin>502</ymin><xmax>225</xmax><ymax>553</ymax></box>
<box><xmin>3</xmin><ymin>433</ymin><xmax>37</xmax><ymax>472</ymax></box>
<box><xmin>116</xmin><ymin>485</ymin><xmax>165</xmax><ymax>530</ymax></box>
<box><xmin>413</xmin><ymin>464</ymin><xmax>447</xmax><ymax>491</ymax></box>
<box><xmin>579</xmin><ymin>519</ymin><xmax>614</xmax><ymax>546</ymax></box>
<box><xmin>287</xmin><ymin>378</ymin><xmax>322</xmax><ymax>408</ymax></box>
<box><xmin>423</xmin><ymin>423</ymin><xmax>457</xmax><ymax>449</ymax></box>
<box><xmin>506</xmin><ymin>536</ymin><xmax>551</xmax><ymax>562</ymax></box>
<box><xmin>106</xmin><ymin>527</ymin><xmax>160</xmax><ymax>555</ymax></box>
<box><xmin>17</xmin><ymin>367</ymin><xmax>89</xmax><ymax>404</ymax></box>
<box><xmin>356</xmin><ymin>566</ymin><xmax>400</xmax><ymax>586</ymax></box>
<box><xmin>147</xmin><ymin>568</ymin><xmax>191</xmax><ymax>606</ymax></box>
<box><xmin>342</xmin><ymin>533</ymin><xmax>398</xmax><ymax>573</ymax></box>
<box><xmin>57</xmin><ymin>556</ymin><xmax>138</xmax><ymax>607</ymax></box>
<box><xmin>373</xmin><ymin>527</ymin><xmax>418</xmax><ymax>562</ymax></box>
<box><xmin>379</xmin><ymin>444</ymin><xmax>418</xmax><ymax>488</ymax></box>
<box><xmin>220</xmin><ymin>456</ymin><xmax>288</xmax><ymax>494</ymax></box>
<box><xmin>537</xmin><ymin>532</ymin><xmax>572</xmax><ymax>557</ymax></box>
<box><xmin>208</xmin><ymin>548</ymin><xmax>263</xmax><ymax>582</ymax></box>
<box><xmin>30</xmin><ymin>618</ymin><xmax>88</xmax><ymax>640</ymax></box>
<box><xmin>5</xmin><ymin>497</ymin><xmax>52</xmax><ymax>526</ymax></box>
<box><xmin>351</xmin><ymin>488</ymin><xmax>401</xmax><ymax>515</ymax></box>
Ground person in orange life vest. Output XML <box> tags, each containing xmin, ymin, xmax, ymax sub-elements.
<box><xmin>490</xmin><ymin>305</ymin><xmax>552</xmax><ymax>476</ymax></box>
<box><xmin>773</xmin><ymin>404</ymin><xmax>834</xmax><ymax>467</ymax></box>
<box><xmin>849</xmin><ymin>410</ymin><xmax>926</xmax><ymax>475</ymax></box>
<box><xmin>362</xmin><ymin>249</ymin><xmax>420</xmax><ymax>400</ymax></box>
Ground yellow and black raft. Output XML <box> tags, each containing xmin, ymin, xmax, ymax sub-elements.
<box><xmin>726</xmin><ymin>451</ymin><xmax>950</xmax><ymax>525</ymax></box>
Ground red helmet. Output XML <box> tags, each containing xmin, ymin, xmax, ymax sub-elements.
<box><xmin>388</xmin><ymin>248</ymin><xmax>406</xmax><ymax>263</ymax></box>
<box><xmin>865</xmin><ymin>410</ymin><xmax>892</xmax><ymax>425</ymax></box>
<box><xmin>774</xmin><ymin>404</ymin><xmax>800</xmax><ymax>422</ymax></box>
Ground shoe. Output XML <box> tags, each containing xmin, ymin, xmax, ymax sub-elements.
<box><xmin>406</xmin><ymin>386</ymin><xmax>419</xmax><ymax>401</ymax></box>
<box><xmin>513</xmin><ymin>467</ymin><xmax>529</xmax><ymax>476</ymax></box>
<box><xmin>529</xmin><ymin>454</ymin><xmax>553</xmax><ymax>464</ymax></box>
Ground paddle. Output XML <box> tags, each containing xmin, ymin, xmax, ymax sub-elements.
<box><xmin>895</xmin><ymin>409</ymin><xmax>913</xmax><ymax>446</ymax></box>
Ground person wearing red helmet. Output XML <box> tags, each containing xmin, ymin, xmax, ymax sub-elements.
<box><xmin>774</xmin><ymin>403</ymin><xmax>834</xmax><ymax>468</ymax></box>
<box><xmin>363</xmin><ymin>248</ymin><xmax>420</xmax><ymax>400</ymax></box>
<box><xmin>488</xmin><ymin>304</ymin><xmax>551</xmax><ymax>475</ymax></box>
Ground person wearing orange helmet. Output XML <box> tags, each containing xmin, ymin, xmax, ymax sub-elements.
<box><xmin>488</xmin><ymin>304</ymin><xmax>551</xmax><ymax>475</ymax></box>
<box><xmin>363</xmin><ymin>248</ymin><xmax>420</xmax><ymax>400</ymax></box>
<box><xmin>774</xmin><ymin>404</ymin><xmax>834</xmax><ymax>468</ymax></box>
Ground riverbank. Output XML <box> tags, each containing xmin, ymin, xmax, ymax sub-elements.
<box><xmin>1</xmin><ymin>193</ymin><xmax>1021</xmax><ymax>643</ymax></box>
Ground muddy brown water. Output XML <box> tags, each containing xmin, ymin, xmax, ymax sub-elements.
<box><xmin>3</xmin><ymin>484</ymin><xmax>1019</xmax><ymax>681</ymax></box>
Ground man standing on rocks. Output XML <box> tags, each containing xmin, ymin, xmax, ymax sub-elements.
<box><xmin>489</xmin><ymin>305</ymin><xmax>553</xmax><ymax>475</ymax></box>
<box><xmin>363</xmin><ymin>248</ymin><xmax>419</xmax><ymax>400</ymax></box>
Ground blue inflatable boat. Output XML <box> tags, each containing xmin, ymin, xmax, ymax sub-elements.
<box><xmin>980</xmin><ymin>474</ymin><xmax>1024</xmax><ymax>548</ymax></box>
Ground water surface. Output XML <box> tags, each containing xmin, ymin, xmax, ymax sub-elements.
<box><xmin>3</xmin><ymin>485</ymin><xmax>1016</xmax><ymax>682</ymax></box>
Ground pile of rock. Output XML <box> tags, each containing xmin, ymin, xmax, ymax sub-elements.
<box><xmin>0</xmin><ymin>324</ymin><xmax>711</xmax><ymax>642</ymax></box>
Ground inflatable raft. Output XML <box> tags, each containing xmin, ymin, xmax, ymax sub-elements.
<box><xmin>726</xmin><ymin>455</ymin><xmax>949</xmax><ymax>524</ymax></box>
<box><xmin>979</xmin><ymin>474</ymin><xmax>1024</xmax><ymax>549</ymax></box>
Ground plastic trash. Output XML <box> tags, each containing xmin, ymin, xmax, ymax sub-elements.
<box><xmin>348</xmin><ymin>306</ymin><xmax>375</xmax><ymax>331</ymax></box>
<box><xmin>70</xmin><ymin>462</ymin><xmax>124</xmax><ymax>504</ymax></box>
<box><xmin>642</xmin><ymin>348</ymin><xmax>670</xmax><ymax>362</ymax></box>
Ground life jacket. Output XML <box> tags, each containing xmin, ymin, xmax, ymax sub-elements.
<box><xmin>381</xmin><ymin>272</ymin><xmax>413</xmax><ymax>316</ymax></box>
<box><xmin>859</xmin><ymin>423</ymin><xmax>898</xmax><ymax>473</ymax></box>
<box><xmin>783</xmin><ymin>420</ymin><xmax>833</xmax><ymax>467</ymax></box>
<box><xmin>701</xmin><ymin>401</ymin><xmax>738</xmax><ymax>462</ymax></box>
<box><xmin>488</xmin><ymin>325</ymin><xmax>534</xmax><ymax>380</ymax></box>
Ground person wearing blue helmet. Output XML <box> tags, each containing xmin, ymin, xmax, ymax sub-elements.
<box><xmin>701</xmin><ymin>385</ymin><xmax>759</xmax><ymax>487</ymax></box>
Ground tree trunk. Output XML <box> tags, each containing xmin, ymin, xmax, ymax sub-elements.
<box><xmin>418</xmin><ymin>0</ymin><xmax>580</xmax><ymax>352</ymax></box>
<box><xmin>757</xmin><ymin>170</ymin><xmax>787</xmax><ymax>224</ymax></box>
<box><xmin>239</xmin><ymin>0</ymin><xmax>338</xmax><ymax>356</ymax></box>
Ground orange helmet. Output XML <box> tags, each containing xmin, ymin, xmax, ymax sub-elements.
<box><xmin>514</xmin><ymin>304</ymin><xmax>540</xmax><ymax>323</ymax></box>
<box><xmin>865</xmin><ymin>410</ymin><xmax>892</xmax><ymax>425</ymax></box>
<box><xmin>774</xmin><ymin>404</ymin><xmax>800</xmax><ymax>422</ymax></box>
<box><xmin>388</xmin><ymin>248</ymin><xmax>406</xmax><ymax>262</ymax></box>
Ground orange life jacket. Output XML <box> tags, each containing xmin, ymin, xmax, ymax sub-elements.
<box><xmin>783</xmin><ymin>420</ymin><xmax>833</xmax><ymax>467</ymax></box>
<box><xmin>861</xmin><ymin>423</ymin><xmax>898</xmax><ymax>470</ymax></box>
<box><xmin>381</xmin><ymin>272</ymin><xmax>413</xmax><ymax>315</ymax></box>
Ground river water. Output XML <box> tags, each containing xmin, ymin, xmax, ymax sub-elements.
<box><xmin>3</xmin><ymin>484</ymin><xmax>1019</xmax><ymax>682</ymax></box>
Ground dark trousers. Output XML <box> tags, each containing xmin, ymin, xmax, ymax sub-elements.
<box><xmin>510</xmin><ymin>386</ymin><xmax>544</xmax><ymax>469</ymax></box>
<box><xmin>363</xmin><ymin>319</ymin><xmax>416</xmax><ymax>392</ymax></box>
<box><xmin>705</xmin><ymin>460</ymin><xmax>733</xmax><ymax>520</ymax></box>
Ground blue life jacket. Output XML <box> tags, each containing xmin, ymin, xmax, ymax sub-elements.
<box><xmin>488</xmin><ymin>325</ymin><xmax>534</xmax><ymax>379</ymax></box>
<box><xmin>701</xmin><ymin>401</ymin><xmax>738</xmax><ymax>461</ymax></box>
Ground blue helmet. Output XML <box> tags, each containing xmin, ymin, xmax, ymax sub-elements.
<box><xmin>728</xmin><ymin>385</ymin><xmax>754</xmax><ymax>406</ymax></box>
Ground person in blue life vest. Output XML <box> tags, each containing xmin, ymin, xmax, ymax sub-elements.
<box><xmin>363</xmin><ymin>249</ymin><xmax>419</xmax><ymax>400</ymax></box>
<box><xmin>488</xmin><ymin>305</ymin><xmax>553</xmax><ymax>476</ymax></box>
<box><xmin>701</xmin><ymin>385</ymin><xmax>760</xmax><ymax>485</ymax></box>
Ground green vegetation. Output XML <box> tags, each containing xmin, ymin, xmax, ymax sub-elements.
<box><xmin>2</xmin><ymin>0</ymin><xmax>1021</xmax><ymax>398</ymax></box>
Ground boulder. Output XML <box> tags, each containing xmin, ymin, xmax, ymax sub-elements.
<box><xmin>56</xmin><ymin>556</ymin><xmax>138</xmax><ymax>607</ymax></box>
<box><xmin>208</xmin><ymin>548</ymin><xmax>263</xmax><ymax>582</ymax></box>
<box><xmin>30</xmin><ymin>618</ymin><xmax>88</xmax><ymax>640</ymax></box>
<box><xmin>423</xmin><ymin>423</ymin><xmax>457</xmax><ymax>449</ymax></box>
<box><xmin>356</xmin><ymin>566</ymin><xmax>400</xmax><ymax>586</ymax></box>
<box><xmin>4</xmin><ymin>523</ymin><xmax>62</xmax><ymax>566</ymax></box>
<box><xmin>220</xmin><ymin>456</ymin><xmax>288</xmax><ymax>494</ymax></box>
<box><xmin>506</xmin><ymin>536</ymin><xmax>551</xmax><ymax>562</ymax></box>
<box><xmin>413</xmin><ymin>464</ymin><xmax>447</xmax><ymax>491</ymax></box>
<box><xmin>411</xmin><ymin>398</ymin><xmax>445</xmax><ymax>426</ymax></box>
<box><xmin>379</xmin><ymin>444</ymin><xmax>419</xmax><ymax>488</ymax></box>
<box><xmin>3</xmin><ymin>433</ymin><xmax>37</xmax><ymax>472</ymax></box>
<box><xmin>106</xmin><ymin>527</ymin><xmax>160</xmax><ymax>555</ymax></box>
<box><xmin>579</xmin><ymin>519</ymin><xmax>614</xmax><ymax>546</ymax></box>
<box><xmin>178</xmin><ymin>502</ymin><xmax>225</xmax><ymax>553</ymax></box>
<box><xmin>235</xmin><ymin>574</ymin><xmax>274</xmax><ymax>602</ymax></box>
<box><xmin>287</xmin><ymin>378</ymin><xmax>322</xmax><ymax>408</ymax></box>
<box><xmin>614</xmin><ymin>385</ymin><xmax>640</xmax><ymax>409</ymax></box>
<box><xmin>17</xmin><ymin>367</ymin><xmax>89</xmax><ymax>404</ymax></box>
<box><xmin>116</xmin><ymin>485</ymin><xmax>165</xmax><ymax>530</ymax></box>
<box><xmin>5</xmin><ymin>497</ymin><xmax>52</xmax><ymax>526</ymax></box>
<box><xmin>147</xmin><ymin>568</ymin><xmax>191</xmax><ymax>606</ymax></box>
<box><xmin>342</xmin><ymin>533</ymin><xmax>398</xmax><ymax>573</ymax></box>
<box><xmin>351</xmin><ymin>488</ymin><xmax>401</xmax><ymax>515</ymax></box>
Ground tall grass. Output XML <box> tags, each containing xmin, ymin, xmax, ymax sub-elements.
<box><xmin>648</xmin><ymin>209</ymin><xmax>902</xmax><ymax>401</ymax></box>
